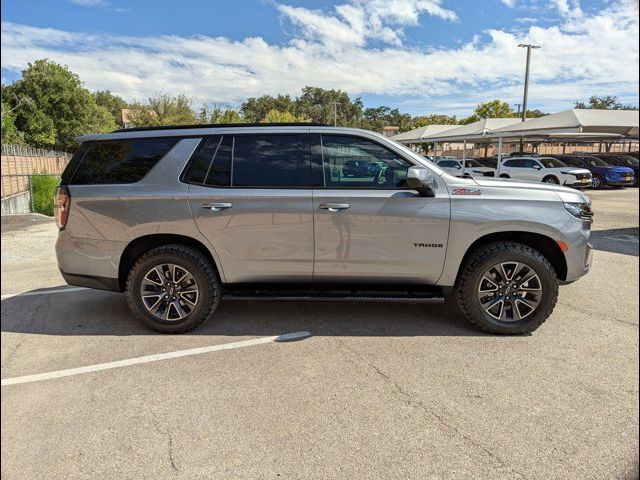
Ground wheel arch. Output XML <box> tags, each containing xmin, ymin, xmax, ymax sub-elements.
<box><xmin>455</xmin><ymin>231</ymin><xmax>568</xmax><ymax>283</ymax></box>
<box><xmin>542</xmin><ymin>174</ymin><xmax>560</xmax><ymax>184</ymax></box>
<box><xmin>118</xmin><ymin>234</ymin><xmax>223</xmax><ymax>291</ymax></box>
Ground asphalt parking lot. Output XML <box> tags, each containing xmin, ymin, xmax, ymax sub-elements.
<box><xmin>1</xmin><ymin>189</ymin><xmax>638</xmax><ymax>480</ymax></box>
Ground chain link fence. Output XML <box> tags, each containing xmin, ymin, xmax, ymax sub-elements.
<box><xmin>1</xmin><ymin>144</ymin><xmax>72</xmax><ymax>216</ymax></box>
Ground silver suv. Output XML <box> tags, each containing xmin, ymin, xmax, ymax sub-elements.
<box><xmin>54</xmin><ymin>124</ymin><xmax>593</xmax><ymax>334</ymax></box>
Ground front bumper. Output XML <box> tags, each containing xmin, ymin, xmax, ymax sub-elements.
<box><xmin>605</xmin><ymin>177</ymin><xmax>635</xmax><ymax>186</ymax></box>
<box><xmin>564</xmin><ymin>177</ymin><xmax>592</xmax><ymax>188</ymax></box>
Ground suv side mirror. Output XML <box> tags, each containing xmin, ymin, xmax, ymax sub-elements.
<box><xmin>406</xmin><ymin>166</ymin><xmax>436</xmax><ymax>197</ymax></box>
<box><xmin>533</xmin><ymin>164</ymin><xmax>542</xmax><ymax>170</ymax></box>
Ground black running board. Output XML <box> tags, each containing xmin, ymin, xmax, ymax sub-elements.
<box><xmin>222</xmin><ymin>291</ymin><xmax>444</xmax><ymax>303</ymax></box>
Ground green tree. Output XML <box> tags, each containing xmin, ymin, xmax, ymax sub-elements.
<box><xmin>3</xmin><ymin>60</ymin><xmax>115</xmax><ymax>150</ymax></box>
<box><xmin>459</xmin><ymin>99</ymin><xmax>515</xmax><ymax>124</ymax></box>
<box><xmin>131</xmin><ymin>93</ymin><xmax>197</xmax><ymax>127</ymax></box>
<box><xmin>93</xmin><ymin>90</ymin><xmax>128</xmax><ymax>127</ymax></box>
<box><xmin>410</xmin><ymin>114</ymin><xmax>458</xmax><ymax>129</ymax></box>
<box><xmin>198</xmin><ymin>104</ymin><xmax>243</xmax><ymax>124</ymax></box>
<box><xmin>1</xmin><ymin>99</ymin><xmax>26</xmax><ymax>144</ymax></box>
<box><xmin>524</xmin><ymin>109</ymin><xmax>547</xmax><ymax>118</ymax></box>
<box><xmin>360</xmin><ymin>106</ymin><xmax>414</xmax><ymax>133</ymax></box>
<box><xmin>295</xmin><ymin>86</ymin><xmax>363</xmax><ymax>126</ymax></box>
<box><xmin>241</xmin><ymin>94</ymin><xmax>296</xmax><ymax>122</ymax></box>
<box><xmin>262</xmin><ymin>109</ymin><xmax>304</xmax><ymax>123</ymax></box>
<box><xmin>574</xmin><ymin>95</ymin><xmax>638</xmax><ymax>110</ymax></box>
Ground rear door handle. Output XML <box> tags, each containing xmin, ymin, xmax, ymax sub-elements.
<box><xmin>319</xmin><ymin>203</ymin><xmax>350</xmax><ymax>212</ymax></box>
<box><xmin>201</xmin><ymin>202</ymin><xmax>232</xmax><ymax>212</ymax></box>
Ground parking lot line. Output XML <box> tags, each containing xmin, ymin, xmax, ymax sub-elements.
<box><xmin>1</xmin><ymin>286</ymin><xmax>88</xmax><ymax>300</ymax></box>
<box><xmin>1</xmin><ymin>331</ymin><xmax>311</xmax><ymax>387</ymax></box>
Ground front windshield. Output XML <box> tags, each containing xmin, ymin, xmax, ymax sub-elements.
<box><xmin>581</xmin><ymin>157</ymin><xmax>608</xmax><ymax>167</ymax></box>
<box><xmin>539</xmin><ymin>157</ymin><xmax>568</xmax><ymax>168</ymax></box>
<box><xmin>616</xmin><ymin>155</ymin><xmax>640</xmax><ymax>166</ymax></box>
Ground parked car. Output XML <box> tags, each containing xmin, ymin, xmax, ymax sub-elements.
<box><xmin>548</xmin><ymin>154</ymin><xmax>635</xmax><ymax>189</ymax></box>
<box><xmin>55</xmin><ymin>124</ymin><xmax>593</xmax><ymax>335</ymax></box>
<box><xmin>366</xmin><ymin>161</ymin><xmax>386</xmax><ymax>176</ymax></box>
<box><xmin>498</xmin><ymin>156</ymin><xmax>592</xmax><ymax>187</ymax></box>
<box><xmin>341</xmin><ymin>159</ymin><xmax>371</xmax><ymax>177</ymax></box>
<box><xmin>508</xmin><ymin>151</ymin><xmax>539</xmax><ymax>158</ymax></box>
<box><xmin>590</xmin><ymin>153</ymin><xmax>639</xmax><ymax>187</ymax></box>
<box><xmin>474</xmin><ymin>157</ymin><xmax>498</xmax><ymax>169</ymax></box>
<box><xmin>435</xmin><ymin>159</ymin><xmax>495</xmax><ymax>177</ymax></box>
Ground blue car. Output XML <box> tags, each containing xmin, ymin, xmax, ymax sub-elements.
<box><xmin>591</xmin><ymin>153</ymin><xmax>640</xmax><ymax>187</ymax></box>
<box><xmin>551</xmin><ymin>155</ymin><xmax>635</xmax><ymax>189</ymax></box>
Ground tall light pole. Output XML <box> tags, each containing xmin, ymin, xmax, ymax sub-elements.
<box><xmin>517</xmin><ymin>43</ymin><xmax>541</xmax><ymax>122</ymax></box>
<box><xmin>514</xmin><ymin>103</ymin><xmax>521</xmax><ymax>117</ymax></box>
<box><xmin>517</xmin><ymin>43</ymin><xmax>540</xmax><ymax>152</ymax></box>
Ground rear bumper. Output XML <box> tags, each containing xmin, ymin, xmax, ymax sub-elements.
<box><xmin>56</xmin><ymin>230</ymin><xmax>125</xmax><ymax>291</ymax></box>
<box><xmin>60</xmin><ymin>270</ymin><xmax>121</xmax><ymax>292</ymax></box>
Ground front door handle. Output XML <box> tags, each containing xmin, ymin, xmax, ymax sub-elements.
<box><xmin>201</xmin><ymin>202</ymin><xmax>232</xmax><ymax>212</ymax></box>
<box><xmin>319</xmin><ymin>203</ymin><xmax>350</xmax><ymax>212</ymax></box>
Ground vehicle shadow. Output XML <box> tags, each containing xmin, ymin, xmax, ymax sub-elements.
<box><xmin>0</xmin><ymin>289</ymin><xmax>490</xmax><ymax>337</ymax></box>
<box><xmin>590</xmin><ymin>227</ymin><xmax>639</xmax><ymax>257</ymax></box>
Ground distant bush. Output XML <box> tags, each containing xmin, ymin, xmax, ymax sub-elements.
<box><xmin>31</xmin><ymin>172</ymin><xmax>60</xmax><ymax>216</ymax></box>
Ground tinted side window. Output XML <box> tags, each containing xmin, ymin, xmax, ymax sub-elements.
<box><xmin>61</xmin><ymin>141</ymin><xmax>92</xmax><ymax>185</ymax></box>
<box><xmin>183</xmin><ymin>136</ymin><xmax>232</xmax><ymax>187</ymax></box>
<box><xmin>322</xmin><ymin>135</ymin><xmax>411</xmax><ymax>188</ymax></box>
<box><xmin>70</xmin><ymin>138</ymin><xmax>178</xmax><ymax>185</ymax></box>
<box><xmin>438</xmin><ymin>160</ymin><xmax>459</xmax><ymax>168</ymax></box>
<box><xmin>183</xmin><ymin>136</ymin><xmax>221</xmax><ymax>184</ymax></box>
<box><xmin>232</xmin><ymin>134</ymin><xmax>309</xmax><ymax>187</ymax></box>
<box><xmin>564</xmin><ymin>157</ymin><xmax>582</xmax><ymax>167</ymax></box>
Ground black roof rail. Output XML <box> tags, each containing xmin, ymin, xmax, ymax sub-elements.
<box><xmin>112</xmin><ymin>122</ymin><xmax>330</xmax><ymax>133</ymax></box>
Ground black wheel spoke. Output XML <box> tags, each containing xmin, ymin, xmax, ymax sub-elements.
<box><xmin>478</xmin><ymin>261</ymin><xmax>543</xmax><ymax>322</ymax></box>
<box><xmin>141</xmin><ymin>263</ymin><xmax>199</xmax><ymax>322</ymax></box>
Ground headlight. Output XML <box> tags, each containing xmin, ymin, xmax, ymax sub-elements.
<box><xmin>564</xmin><ymin>202</ymin><xmax>593</xmax><ymax>222</ymax></box>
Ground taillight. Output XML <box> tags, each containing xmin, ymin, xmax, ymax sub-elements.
<box><xmin>54</xmin><ymin>186</ymin><xmax>71</xmax><ymax>230</ymax></box>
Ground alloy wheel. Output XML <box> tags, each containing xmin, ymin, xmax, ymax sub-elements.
<box><xmin>477</xmin><ymin>261</ymin><xmax>543</xmax><ymax>322</ymax></box>
<box><xmin>140</xmin><ymin>263</ymin><xmax>199</xmax><ymax>321</ymax></box>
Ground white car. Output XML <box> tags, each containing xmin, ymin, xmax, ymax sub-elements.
<box><xmin>436</xmin><ymin>159</ymin><xmax>496</xmax><ymax>178</ymax></box>
<box><xmin>498</xmin><ymin>156</ymin><xmax>592</xmax><ymax>187</ymax></box>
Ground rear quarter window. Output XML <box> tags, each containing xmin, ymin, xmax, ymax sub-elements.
<box><xmin>69</xmin><ymin>137</ymin><xmax>179</xmax><ymax>185</ymax></box>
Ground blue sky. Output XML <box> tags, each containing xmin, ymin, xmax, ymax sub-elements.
<box><xmin>1</xmin><ymin>0</ymin><xmax>638</xmax><ymax>116</ymax></box>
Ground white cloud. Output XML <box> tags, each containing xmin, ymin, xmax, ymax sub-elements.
<box><xmin>501</xmin><ymin>0</ymin><xmax>517</xmax><ymax>7</ymax></box>
<box><xmin>1</xmin><ymin>0</ymin><xmax>638</xmax><ymax>115</ymax></box>
<box><xmin>69</xmin><ymin>0</ymin><xmax>110</xmax><ymax>7</ymax></box>
<box><xmin>278</xmin><ymin>0</ymin><xmax>458</xmax><ymax>48</ymax></box>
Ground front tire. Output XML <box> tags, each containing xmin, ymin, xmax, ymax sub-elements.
<box><xmin>542</xmin><ymin>176</ymin><xmax>560</xmax><ymax>184</ymax></box>
<box><xmin>591</xmin><ymin>174</ymin><xmax>604</xmax><ymax>189</ymax></box>
<box><xmin>455</xmin><ymin>242</ymin><xmax>559</xmax><ymax>334</ymax></box>
<box><xmin>124</xmin><ymin>245</ymin><xmax>221</xmax><ymax>333</ymax></box>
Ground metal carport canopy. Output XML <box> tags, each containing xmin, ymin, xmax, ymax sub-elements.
<box><xmin>390</xmin><ymin>125</ymin><xmax>459</xmax><ymax>144</ymax></box>
<box><xmin>491</xmin><ymin>109</ymin><xmax>639</xmax><ymax>138</ymax></box>
<box><xmin>417</xmin><ymin>118</ymin><xmax>522</xmax><ymax>142</ymax></box>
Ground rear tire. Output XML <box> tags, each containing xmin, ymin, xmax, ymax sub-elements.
<box><xmin>124</xmin><ymin>244</ymin><xmax>221</xmax><ymax>333</ymax></box>
<box><xmin>455</xmin><ymin>242</ymin><xmax>559</xmax><ymax>335</ymax></box>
